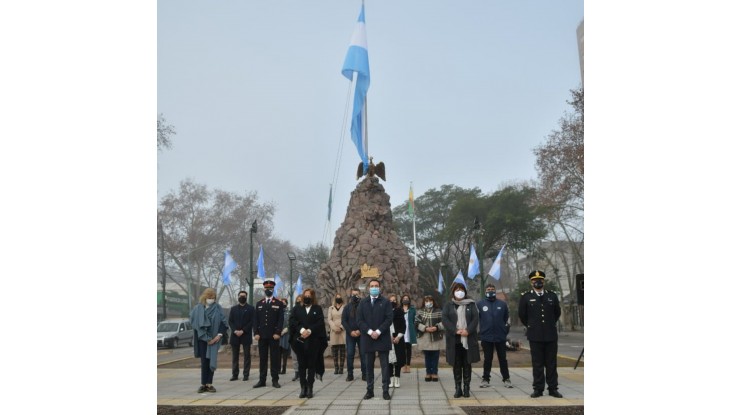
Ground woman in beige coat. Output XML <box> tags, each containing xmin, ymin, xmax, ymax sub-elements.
<box><xmin>415</xmin><ymin>294</ymin><xmax>445</xmax><ymax>382</ymax></box>
<box><xmin>327</xmin><ymin>293</ymin><xmax>346</xmax><ymax>375</ymax></box>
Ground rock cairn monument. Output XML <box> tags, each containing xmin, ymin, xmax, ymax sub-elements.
<box><xmin>316</xmin><ymin>176</ymin><xmax>421</xmax><ymax>307</ymax></box>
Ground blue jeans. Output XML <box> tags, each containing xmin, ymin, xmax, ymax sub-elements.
<box><xmin>345</xmin><ymin>333</ymin><xmax>366</xmax><ymax>376</ymax></box>
<box><xmin>198</xmin><ymin>340</ymin><xmax>215</xmax><ymax>385</ymax></box>
<box><xmin>423</xmin><ymin>350</ymin><xmax>440</xmax><ymax>375</ymax></box>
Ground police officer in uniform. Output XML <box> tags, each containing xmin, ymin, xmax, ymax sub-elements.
<box><xmin>518</xmin><ymin>270</ymin><xmax>563</xmax><ymax>398</ymax></box>
<box><xmin>252</xmin><ymin>279</ymin><xmax>285</xmax><ymax>388</ymax></box>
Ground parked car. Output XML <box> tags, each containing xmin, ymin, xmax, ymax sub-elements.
<box><xmin>157</xmin><ymin>318</ymin><xmax>194</xmax><ymax>349</ymax></box>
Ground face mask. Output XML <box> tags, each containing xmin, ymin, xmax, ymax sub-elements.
<box><xmin>352</xmin><ymin>295</ymin><xmax>360</xmax><ymax>303</ymax></box>
<box><xmin>454</xmin><ymin>290</ymin><xmax>465</xmax><ymax>299</ymax></box>
<box><xmin>391</xmin><ymin>301</ymin><xmax>397</xmax><ymax>308</ymax></box>
<box><xmin>238</xmin><ymin>297</ymin><xmax>247</xmax><ymax>304</ymax></box>
<box><xmin>485</xmin><ymin>291</ymin><xmax>496</xmax><ymax>300</ymax></box>
<box><xmin>206</xmin><ymin>298</ymin><xmax>215</xmax><ymax>305</ymax></box>
<box><xmin>369</xmin><ymin>287</ymin><xmax>380</xmax><ymax>296</ymax></box>
<box><xmin>532</xmin><ymin>280</ymin><xmax>544</xmax><ymax>289</ymax></box>
<box><xmin>303</xmin><ymin>297</ymin><xmax>313</xmax><ymax>305</ymax></box>
<box><xmin>335</xmin><ymin>298</ymin><xmax>343</xmax><ymax>304</ymax></box>
<box><xmin>264</xmin><ymin>289</ymin><xmax>273</xmax><ymax>297</ymax></box>
<box><xmin>402</xmin><ymin>299</ymin><xmax>410</xmax><ymax>305</ymax></box>
<box><xmin>425</xmin><ymin>302</ymin><xmax>433</xmax><ymax>309</ymax></box>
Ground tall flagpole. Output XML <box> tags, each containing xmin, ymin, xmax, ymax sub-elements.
<box><xmin>411</xmin><ymin>181</ymin><xmax>417</xmax><ymax>266</ymax></box>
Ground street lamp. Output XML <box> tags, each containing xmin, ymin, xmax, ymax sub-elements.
<box><xmin>287</xmin><ymin>252</ymin><xmax>296</xmax><ymax>308</ymax></box>
<box><xmin>249</xmin><ymin>220</ymin><xmax>258</xmax><ymax>306</ymax></box>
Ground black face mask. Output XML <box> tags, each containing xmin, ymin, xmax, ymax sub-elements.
<box><xmin>391</xmin><ymin>301</ymin><xmax>397</xmax><ymax>308</ymax></box>
<box><xmin>485</xmin><ymin>292</ymin><xmax>496</xmax><ymax>300</ymax></box>
<box><xmin>264</xmin><ymin>289</ymin><xmax>273</xmax><ymax>297</ymax></box>
<box><xmin>335</xmin><ymin>298</ymin><xmax>343</xmax><ymax>304</ymax></box>
<box><xmin>532</xmin><ymin>280</ymin><xmax>544</xmax><ymax>289</ymax></box>
<box><xmin>352</xmin><ymin>295</ymin><xmax>360</xmax><ymax>303</ymax></box>
<box><xmin>238</xmin><ymin>297</ymin><xmax>247</xmax><ymax>304</ymax></box>
<box><xmin>402</xmin><ymin>300</ymin><xmax>410</xmax><ymax>305</ymax></box>
<box><xmin>303</xmin><ymin>297</ymin><xmax>313</xmax><ymax>305</ymax></box>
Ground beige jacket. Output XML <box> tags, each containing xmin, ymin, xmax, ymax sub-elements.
<box><xmin>328</xmin><ymin>304</ymin><xmax>346</xmax><ymax>345</ymax></box>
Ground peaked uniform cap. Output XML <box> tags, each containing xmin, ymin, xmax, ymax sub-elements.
<box><xmin>262</xmin><ymin>279</ymin><xmax>276</xmax><ymax>287</ymax></box>
<box><xmin>528</xmin><ymin>270</ymin><xmax>546</xmax><ymax>280</ymax></box>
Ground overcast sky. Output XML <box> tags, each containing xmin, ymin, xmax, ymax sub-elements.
<box><xmin>157</xmin><ymin>0</ymin><xmax>584</xmax><ymax>249</ymax></box>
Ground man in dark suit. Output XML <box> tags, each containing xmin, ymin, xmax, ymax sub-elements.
<box><xmin>289</xmin><ymin>288</ymin><xmax>326</xmax><ymax>399</ymax></box>
<box><xmin>357</xmin><ymin>278</ymin><xmax>394</xmax><ymax>400</ymax></box>
<box><xmin>229</xmin><ymin>290</ymin><xmax>255</xmax><ymax>381</ymax></box>
<box><xmin>253</xmin><ymin>279</ymin><xmax>285</xmax><ymax>388</ymax></box>
<box><xmin>518</xmin><ymin>270</ymin><xmax>563</xmax><ymax>398</ymax></box>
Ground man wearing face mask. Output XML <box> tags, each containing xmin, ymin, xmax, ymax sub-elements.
<box><xmin>518</xmin><ymin>270</ymin><xmax>562</xmax><ymax>398</ymax></box>
<box><xmin>253</xmin><ymin>279</ymin><xmax>286</xmax><ymax>389</ymax></box>
<box><xmin>477</xmin><ymin>284</ymin><xmax>512</xmax><ymax>389</ymax></box>
<box><xmin>229</xmin><ymin>290</ymin><xmax>255</xmax><ymax>382</ymax></box>
<box><xmin>357</xmin><ymin>278</ymin><xmax>394</xmax><ymax>400</ymax></box>
<box><xmin>341</xmin><ymin>288</ymin><xmax>367</xmax><ymax>382</ymax></box>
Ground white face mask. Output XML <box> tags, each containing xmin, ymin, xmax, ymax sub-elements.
<box><xmin>454</xmin><ymin>290</ymin><xmax>465</xmax><ymax>299</ymax></box>
<box><xmin>206</xmin><ymin>298</ymin><xmax>215</xmax><ymax>305</ymax></box>
<box><xmin>425</xmin><ymin>302</ymin><xmax>433</xmax><ymax>309</ymax></box>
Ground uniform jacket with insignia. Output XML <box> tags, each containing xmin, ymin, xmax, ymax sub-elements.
<box><xmin>253</xmin><ymin>297</ymin><xmax>286</xmax><ymax>338</ymax></box>
<box><xmin>518</xmin><ymin>290</ymin><xmax>561</xmax><ymax>342</ymax></box>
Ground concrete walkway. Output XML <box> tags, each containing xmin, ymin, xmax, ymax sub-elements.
<box><xmin>158</xmin><ymin>366</ymin><xmax>584</xmax><ymax>414</ymax></box>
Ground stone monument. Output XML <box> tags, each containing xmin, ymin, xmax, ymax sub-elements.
<box><xmin>316</xmin><ymin>175</ymin><xmax>421</xmax><ymax>306</ymax></box>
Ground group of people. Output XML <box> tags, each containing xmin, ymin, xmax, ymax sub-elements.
<box><xmin>187</xmin><ymin>269</ymin><xmax>564</xmax><ymax>400</ymax></box>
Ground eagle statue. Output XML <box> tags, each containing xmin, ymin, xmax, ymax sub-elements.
<box><xmin>356</xmin><ymin>157</ymin><xmax>386</xmax><ymax>181</ymax></box>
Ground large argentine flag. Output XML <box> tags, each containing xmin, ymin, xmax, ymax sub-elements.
<box><xmin>341</xmin><ymin>4</ymin><xmax>370</xmax><ymax>174</ymax></box>
<box><xmin>488</xmin><ymin>244</ymin><xmax>506</xmax><ymax>281</ymax></box>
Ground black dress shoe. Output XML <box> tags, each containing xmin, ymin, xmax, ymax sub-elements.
<box><xmin>346</xmin><ymin>374</ymin><xmax>354</xmax><ymax>381</ymax></box>
<box><xmin>548</xmin><ymin>390</ymin><xmax>563</xmax><ymax>398</ymax></box>
<box><xmin>253</xmin><ymin>381</ymin><xmax>267</xmax><ymax>388</ymax></box>
<box><xmin>243</xmin><ymin>376</ymin><xmax>249</xmax><ymax>381</ymax></box>
<box><xmin>530</xmin><ymin>390</ymin><xmax>543</xmax><ymax>398</ymax></box>
<box><xmin>361</xmin><ymin>374</ymin><xmax>367</xmax><ymax>381</ymax></box>
<box><xmin>292</xmin><ymin>373</ymin><xmax>299</xmax><ymax>381</ymax></box>
<box><xmin>272</xmin><ymin>380</ymin><xmax>281</xmax><ymax>388</ymax></box>
<box><xmin>383</xmin><ymin>391</ymin><xmax>391</xmax><ymax>400</ymax></box>
<box><xmin>299</xmin><ymin>386</ymin><xmax>307</xmax><ymax>398</ymax></box>
<box><xmin>363</xmin><ymin>392</ymin><xmax>374</xmax><ymax>400</ymax></box>
<box><xmin>307</xmin><ymin>386</ymin><xmax>313</xmax><ymax>398</ymax></box>
<box><xmin>230</xmin><ymin>376</ymin><xmax>238</xmax><ymax>381</ymax></box>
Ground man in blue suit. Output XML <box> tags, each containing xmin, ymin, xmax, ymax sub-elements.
<box><xmin>357</xmin><ymin>278</ymin><xmax>394</xmax><ymax>400</ymax></box>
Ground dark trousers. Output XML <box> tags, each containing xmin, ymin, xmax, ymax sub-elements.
<box><xmin>481</xmin><ymin>340</ymin><xmax>510</xmax><ymax>381</ymax></box>
<box><xmin>529</xmin><ymin>340</ymin><xmax>559</xmax><ymax>392</ymax></box>
<box><xmin>345</xmin><ymin>334</ymin><xmax>366</xmax><ymax>375</ymax></box>
<box><xmin>423</xmin><ymin>350</ymin><xmax>440</xmax><ymax>374</ymax></box>
<box><xmin>453</xmin><ymin>343</ymin><xmax>472</xmax><ymax>387</ymax></box>
<box><xmin>365</xmin><ymin>351</ymin><xmax>390</xmax><ymax>393</ymax></box>
<box><xmin>231</xmin><ymin>343</ymin><xmax>252</xmax><ymax>378</ymax></box>
<box><xmin>404</xmin><ymin>342</ymin><xmax>412</xmax><ymax>365</ymax></box>
<box><xmin>387</xmin><ymin>341</ymin><xmax>406</xmax><ymax>377</ymax></box>
<box><xmin>257</xmin><ymin>337</ymin><xmax>281</xmax><ymax>381</ymax></box>
<box><xmin>198</xmin><ymin>340</ymin><xmax>215</xmax><ymax>385</ymax></box>
<box><xmin>295</xmin><ymin>341</ymin><xmax>318</xmax><ymax>386</ymax></box>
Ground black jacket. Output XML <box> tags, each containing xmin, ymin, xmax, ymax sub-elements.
<box><xmin>341</xmin><ymin>299</ymin><xmax>362</xmax><ymax>333</ymax></box>
<box><xmin>518</xmin><ymin>290</ymin><xmax>561</xmax><ymax>342</ymax></box>
<box><xmin>253</xmin><ymin>297</ymin><xmax>285</xmax><ymax>338</ymax></box>
<box><xmin>228</xmin><ymin>303</ymin><xmax>255</xmax><ymax>346</ymax></box>
<box><xmin>357</xmin><ymin>295</ymin><xmax>393</xmax><ymax>353</ymax></box>
<box><xmin>391</xmin><ymin>306</ymin><xmax>407</xmax><ymax>339</ymax></box>
<box><xmin>289</xmin><ymin>304</ymin><xmax>327</xmax><ymax>352</ymax></box>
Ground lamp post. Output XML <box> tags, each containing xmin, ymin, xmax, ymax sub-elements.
<box><xmin>287</xmin><ymin>252</ymin><xmax>296</xmax><ymax>308</ymax></box>
<box><xmin>249</xmin><ymin>220</ymin><xmax>258</xmax><ymax>306</ymax></box>
<box><xmin>440</xmin><ymin>262</ymin><xmax>449</xmax><ymax>297</ymax></box>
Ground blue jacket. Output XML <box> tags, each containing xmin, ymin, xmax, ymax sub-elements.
<box><xmin>357</xmin><ymin>295</ymin><xmax>394</xmax><ymax>352</ymax></box>
<box><xmin>476</xmin><ymin>298</ymin><xmax>509</xmax><ymax>343</ymax></box>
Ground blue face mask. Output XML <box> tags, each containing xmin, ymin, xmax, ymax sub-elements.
<box><xmin>369</xmin><ymin>287</ymin><xmax>380</xmax><ymax>296</ymax></box>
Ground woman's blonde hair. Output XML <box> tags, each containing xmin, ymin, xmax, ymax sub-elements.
<box><xmin>199</xmin><ymin>287</ymin><xmax>217</xmax><ymax>305</ymax></box>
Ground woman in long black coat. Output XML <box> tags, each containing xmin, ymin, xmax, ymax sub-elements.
<box><xmin>442</xmin><ymin>283</ymin><xmax>480</xmax><ymax>398</ymax></box>
<box><xmin>289</xmin><ymin>288</ymin><xmax>327</xmax><ymax>399</ymax></box>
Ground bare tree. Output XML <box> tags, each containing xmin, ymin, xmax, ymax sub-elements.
<box><xmin>157</xmin><ymin>113</ymin><xmax>176</xmax><ymax>151</ymax></box>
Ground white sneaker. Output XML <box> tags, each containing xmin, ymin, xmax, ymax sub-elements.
<box><xmin>395</xmin><ymin>377</ymin><xmax>400</xmax><ymax>388</ymax></box>
<box><xmin>480</xmin><ymin>379</ymin><xmax>490</xmax><ymax>388</ymax></box>
<box><xmin>390</xmin><ymin>376</ymin><xmax>397</xmax><ymax>388</ymax></box>
<box><xmin>503</xmin><ymin>379</ymin><xmax>513</xmax><ymax>388</ymax></box>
